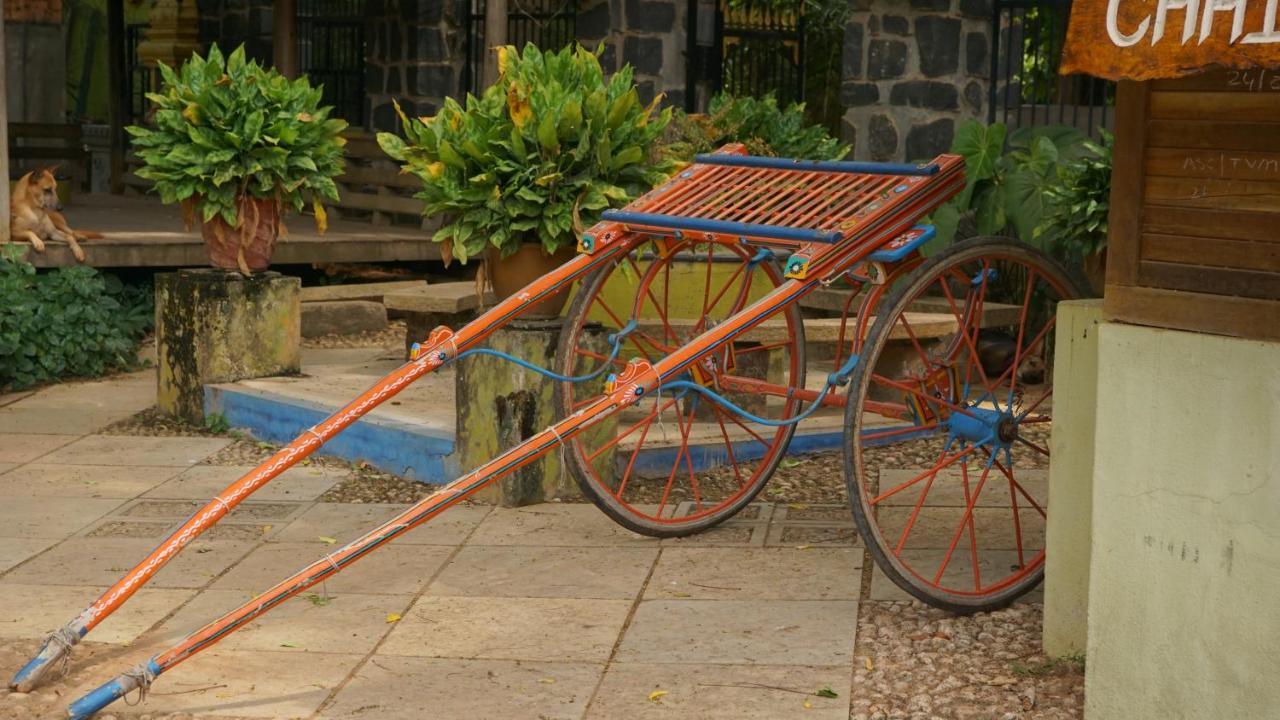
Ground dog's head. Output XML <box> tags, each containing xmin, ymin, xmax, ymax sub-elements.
<box><xmin>24</xmin><ymin>168</ymin><xmax>62</xmax><ymax>211</ymax></box>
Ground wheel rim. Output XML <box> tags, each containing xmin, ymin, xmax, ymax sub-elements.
<box><xmin>559</xmin><ymin>240</ymin><xmax>805</xmax><ymax>529</ymax></box>
<box><xmin>848</xmin><ymin>243</ymin><xmax>1079</xmax><ymax>604</ymax></box>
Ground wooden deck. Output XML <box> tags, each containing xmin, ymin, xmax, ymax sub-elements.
<box><xmin>9</xmin><ymin>194</ymin><xmax>441</xmax><ymax>268</ymax></box>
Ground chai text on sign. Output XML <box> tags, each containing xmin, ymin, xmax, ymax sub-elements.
<box><xmin>1108</xmin><ymin>0</ymin><xmax>1280</xmax><ymax>46</ymax></box>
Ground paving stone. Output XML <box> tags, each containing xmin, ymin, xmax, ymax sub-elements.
<box><xmin>645</xmin><ymin>548</ymin><xmax>861</xmax><ymax>601</ymax></box>
<box><xmin>0</xmin><ymin>372</ymin><xmax>154</xmax><ymax>434</ymax></box>
<box><xmin>156</xmin><ymin>589</ymin><xmax>411</xmax><ymax>654</ymax></box>
<box><xmin>0</xmin><ymin>433</ymin><xmax>79</xmax><ymax>464</ymax></box>
<box><xmin>212</xmin><ymin>542</ymin><xmax>454</xmax><ymax>596</ymax></box>
<box><xmin>118</xmin><ymin>498</ymin><xmax>308</xmax><ymax>524</ymax></box>
<box><xmin>876</xmin><ymin>467</ymin><xmax>1048</xmax><ymax>507</ymax></box>
<box><xmin>617</xmin><ymin>600</ymin><xmax>859</xmax><ymax>665</ymax></box>
<box><xmin>0</xmin><ymin>463</ymin><xmax>181</xmax><ymax>498</ymax></box>
<box><xmin>0</xmin><ymin>496</ymin><xmax>123</xmax><ymax>538</ymax></box>
<box><xmin>869</xmin><ymin>556</ymin><xmax>1045</xmax><ymax>603</ymax></box>
<box><xmin>0</xmin><ymin>584</ymin><xmax>194</xmax><ymax>644</ymax></box>
<box><xmin>587</xmin><ymin>663</ymin><xmax>850</xmax><ymax>719</ymax></box>
<box><xmin>146</xmin><ymin>464</ymin><xmax>348</xmax><ymax>502</ymax></box>
<box><xmin>40</xmin><ymin>435</ymin><xmax>232</xmax><ymax>467</ymax></box>
<box><xmin>659</xmin><ymin>522</ymin><xmax>764</xmax><ymax>548</ymax></box>
<box><xmin>0</xmin><ymin>463</ymin><xmax>13</xmax><ymax>475</ymax></box>
<box><xmin>123</xmin><ymin>649</ymin><xmax>363</xmax><ymax>717</ymax></box>
<box><xmin>380</xmin><ymin>596</ymin><xmax>632</xmax><ymax>662</ymax></box>
<box><xmin>302</xmin><ymin>300</ymin><xmax>388</xmax><ymax>339</ymax></box>
<box><xmin>0</xmin><ymin>537</ymin><xmax>59</xmax><ymax>573</ymax></box>
<box><xmin>429</xmin><ymin>545</ymin><xmax>657</xmax><ymax>600</ymax></box>
<box><xmin>3</xmin><ymin>537</ymin><xmax>255</xmax><ymax>589</ymax></box>
<box><xmin>468</xmin><ymin>504</ymin><xmax>660</xmax><ymax>547</ymax></box>
<box><xmin>270</xmin><ymin>503</ymin><xmax>490</xmax><ymax>545</ymax></box>
<box><xmin>321</xmin><ymin>656</ymin><xmax>602</xmax><ymax>720</ymax></box>
<box><xmin>875</xmin><ymin>506</ymin><xmax>1045</xmax><ymax>550</ymax></box>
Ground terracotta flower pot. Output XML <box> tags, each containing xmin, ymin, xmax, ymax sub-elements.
<box><xmin>486</xmin><ymin>242</ymin><xmax>577</xmax><ymax>318</ymax></box>
<box><xmin>199</xmin><ymin>196</ymin><xmax>282</xmax><ymax>274</ymax></box>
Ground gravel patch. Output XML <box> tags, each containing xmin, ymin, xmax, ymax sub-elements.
<box><xmin>851</xmin><ymin>601</ymin><xmax>1083</xmax><ymax>720</ymax></box>
<box><xmin>101</xmin><ymin>407</ymin><xmax>227</xmax><ymax>438</ymax></box>
<box><xmin>303</xmin><ymin>319</ymin><xmax>405</xmax><ymax>350</ymax></box>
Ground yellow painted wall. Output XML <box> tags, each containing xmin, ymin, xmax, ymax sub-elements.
<box><xmin>1085</xmin><ymin>321</ymin><xmax>1280</xmax><ymax>718</ymax></box>
<box><xmin>1043</xmin><ymin>299</ymin><xmax>1103</xmax><ymax>657</ymax></box>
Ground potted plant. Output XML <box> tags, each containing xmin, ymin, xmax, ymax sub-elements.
<box><xmin>378</xmin><ymin>44</ymin><xmax>673</xmax><ymax>315</ymax></box>
<box><xmin>127</xmin><ymin>44</ymin><xmax>346</xmax><ymax>274</ymax></box>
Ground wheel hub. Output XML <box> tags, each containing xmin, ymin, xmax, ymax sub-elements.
<box><xmin>948</xmin><ymin>405</ymin><xmax>1017</xmax><ymax>447</ymax></box>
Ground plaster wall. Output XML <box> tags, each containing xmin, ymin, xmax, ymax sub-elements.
<box><xmin>1084</xmin><ymin>321</ymin><xmax>1280</xmax><ymax>718</ymax></box>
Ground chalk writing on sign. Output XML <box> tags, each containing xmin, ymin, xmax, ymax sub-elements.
<box><xmin>1181</xmin><ymin>153</ymin><xmax>1280</xmax><ymax>177</ymax></box>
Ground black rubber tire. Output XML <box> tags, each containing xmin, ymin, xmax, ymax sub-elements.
<box><xmin>554</xmin><ymin>244</ymin><xmax>806</xmax><ymax>538</ymax></box>
<box><xmin>842</xmin><ymin>236</ymin><xmax>1089</xmax><ymax>614</ymax></box>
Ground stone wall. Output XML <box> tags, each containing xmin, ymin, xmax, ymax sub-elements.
<box><xmin>364</xmin><ymin>0</ymin><xmax>465</xmax><ymax>131</ymax></box>
<box><xmin>576</xmin><ymin>0</ymin><xmax>687</xmax><ymax>107</ymax></box>
<box><xmin>197</xmin><ymin>0</ymin><xmax>274</xmax><ymax>65</ymax></box>
<box><xmin>841</xmin><ymin>0</ymin><xmax>991</xmax><ymax>162</ymax></box>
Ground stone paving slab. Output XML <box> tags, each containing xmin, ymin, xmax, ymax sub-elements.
<box><xmin>319</xmin><ymin>657</ymin><xmax>603</xmax><ymax>720</ymax></box>
<box><xmin>2</xmin><ymin>537</ymin><xmax>255</xmax><ymax>589</ymax></box>
<box><xmin>123</xmin><ymin>649</ymin><xmax>364</xmax><ymax>717</ymax></box>
<box><xmin>0</xmin><ymin>537</ymin><xmax>59</xmax><ymax>574</ymax></box>
<box><xmin>0</xmin><ymin>496</ymin><xmax>123</xmax><ymax>538</ymax></box>
<box><xmin>379</xmin><ymin>596</ymin><xmax>632</xmax><ymax>662</ymax></box>
<box><xmin>0</xmin><ymin>371</ymin><xmax>154</xmax><ymax>435</ymax></box>
<box><xmin>616</xmin><ymin>599</ymin><xmax>859</xmax><ymax>666</ymax></box>
<box><xmin>0</xmin><ymin>433</ymin><xmax>79</xmax><ymax>464</ymax></box>
<box><xmin>645</xmin><ymin>547</ymin><xmax>862</xmax><ymax>601</ymax></box>
<box><xmin>0</xmin><ymin>584</ymin><xmax>194</xmax><ymax>644</ymax></box>
<box><xmin>468</xmin><ymin>505</ymin><xmax>661</xmax><ymax>548</ymax></box>
<box><xmin>0</xmin><ymin>464</ymin><xmax>12</xmax><ymax>477</ymax></box>
<box><xmin>428</xmin><ymin>545</ymin><xmax>657</xmax><ymax>600</ymax></box>
<box><xmin>0</xmin><ymin>463</ymin><xmax>182</xmax><ymax>499</ymax></box>
<box><xmin>586</xmin><ymin>662</ymin><xmax>850</xmax><ymax>719</ymax></box>
<box><xmin>39</xmin><ymin>435</ymin><xmax>232</xmax><ymax>467</ymax></box>
<box><xmin>145</xmin><ymin>464</ymin><xmax>348</xmax><ymax>502</ymax></box>
<box><xmin>868</xmin><ymin>552</ymin><xmax>1045</xmax><ymax>603</ymax></box>
<box><xmin>269</xmin><ymin>503</ymin><xmax>491</xmax><ymax>546</ymax></box>
<box><xmin>156</xmin><ymin>589</ymin><xmax>412</xmax><ymax>655</ymax></box>
<box><xmin>212</xmin><ymin>542</ymin><xmax>455</xmax><ymax>596</ymax></box>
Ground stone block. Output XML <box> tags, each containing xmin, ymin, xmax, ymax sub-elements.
<box><xmin>577</xmin><ymin>0</ymin><xmax>611</xmax><ymax>38</ymax></box>
<box><xmin>904</xmin><ymin>117</ymin><xmax>955</xmax><ymax>161</ymax></box>
<box><xmin>966</xmin><ymin>30</ymin><xmax>989</xmax><ymax>76</ymax></box>
<box><xmin>411</xmin><ymin>26</ymin><xmax>446</xmax><ymax>62</ymax></box>
<box><xmin>156</xmin><ymin>270</ymin><xmax>301</xmax><ymax>424</ymax></box>
<box><xmin>840</xmin><ymin>81</ymin><xmax>879</xmax><ymax>107</ymax></box>
<box><xmin>867</xmin><ymin>114</ymin><xmax>899</xmax><ymax>162</ymax></box>
<box><xmin>626</xmin><ymin>0</ymin><xmax>675</xmax><ymax>32</ymax></box>
<box><xmin>910</xmin><ymin>0</ymin><xmax>950</xmax><ymax>9</ymax></box>
<box><xmin>455</xmin><ymin>320</ymin><xmax>612</xmax><ymax>506</ymax></box>
<box><xmin>915</xmin><ymin>15</ymin><xmax>961</xmax><ymax>77</ymax></box>
<box><xmin>301</xmin><ymin>300</ymin><xmax>388</xmax><ymax>339</ymax></box>
<box><xmin>959</xmin><ymin>0</ymin><xmax>992</xmax><ymax>18</ymax></box>
<box><xmin>867</xmin><ymin>39</ymin><xmax>908</xmax><ymax>80</ymax></box>
<box><xmin>843</xmin><ymin>22</ymin><xmax>863</xmax><ymax>79</ymax></box>
<box><xmin>964</xmin><ymin>79</ymin><xmax>985</xmax><ymax>113</ymax></box>
<box><xmin>889</xmin><ymin>80</ymin><xmax>959</xmax><ymax>110</ymax></box>
<box><xmin>882</xmin><ymin>14</ymin><xmax>910</xmax><ymax>35</ymax></box>
<box><xmin>409</xmin><ymin>63</ymin><xmax>457</xmax><ymax>97</ymax></box>
<box><xmin>400</xmin><ymin>0</ymin><xmax>444</xmax><ymax>25</ymax></box>
<box><xmin>623</xmin><ymin>35</ymin><xmax>664</xmax><ymax>76</ymax></box>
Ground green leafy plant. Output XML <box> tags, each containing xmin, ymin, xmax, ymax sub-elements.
<box><xmin>1039</xmin><ymin>130</ymin><xmax>1113</xmax><ymax>261</ymax></box>
<box><xmin>378</xmin><ymin>44</ymin><xmax>674</xmax><ymax>263</ymax></box>
<box><xmin>126</xmin><ymin>44</ymin><xmax>346</xmax><ymax>234</ymax></box>
<box><xmin>930</xmin><ymin>120</ymin><xmax>1094</xmax><ymax>248</ymax></box>
<box><xmin>0</xmin><ymin>246</ymin><xmax>153</xmax><ymax>391</ymax></box>
<box><xmin>204</xmin><ymin>412</ymin><xmax>232</xmax><ymax>435</ymax></box>
<box><xmin>664</xmin><ymin>93</ymin><xmax>850</xmax><ymax>162</ymax></box>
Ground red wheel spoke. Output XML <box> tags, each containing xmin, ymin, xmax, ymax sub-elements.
<box><xmin>960</xmin><ymin>459</ymin><xmax>981</xmax><ymax>590</ymax></box>
<box><xmin>1006</xmin><ymin>270</ymin><xmax>1038</xmax><ymax>404</ymax></box>
<box><xmin>869</xmin><ymin>373</ymin><xmax>979</xmax><ymax>419</ymax></box>
<box><xmin>710</xmin><ymin>405</ymin><xmax>746</xmax><ymax>489</ymax></box>
<box><xmin>859</xmin><ymin>421</ymin><xmax>939</xmax><ymax>445</ymax></box>
<box><xmin>990</xmin><ymin>454</ymin><xmax>1047</xmax><ymax>517</ymax></box>
<box><xmin>656</xmin><ymin>399</ymin><xmax>699</xmax><ymax>517</ymax></box>
<box><xmin>1014</xmin><ymin>436</ymin><xmax>1050</xmax><ymax>457</ymax></box>
<box><xmin>703</xmin><ymin>255</ymin><xmax>750</xmax><ymax>316</ymax></box>
<box><xmin>933</xmin><ymin>457</ymin><xmax>995</xmax><ymax>586</ymax></box>
<box><xmin>895</xmin><ymin>312</ymin><xmax>939</xmax><ymax>373</ymax></box>
<box><xmin>585</xmin><ymin>395</ymin><xmax>680</xmax><ymax>463</ymax></box>
<box><xmin>721</xmin><ymin>406</ymin><xmax>772</xmax><ymax>449</ymax></box>
<box><xmin>894</xmin><ymin>462</ymin><xmax>943</xmax><ymax>555</ymax></box>
<box><xmin>938</xmin><ymin>267</ymin><xmax>998</xmax><ymax>400</ymax></box>
<box><xmin>1017</xmin><ymin>387</ymin><xmax>1054</xmax><ymax>421</ymax></box>
<box><xmin>870</xmin><ymin>444</ymin><xmax>979</xmax><ymax>505</ymax></box>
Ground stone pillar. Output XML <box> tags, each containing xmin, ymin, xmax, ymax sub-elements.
<box><xmin>156</xmin><ymin>270</ymin><xmax>301</xmax><ymax>424</ymax></box>
<box><xmin>840</xmin><ymin>0</ymin><xmax>991</xmax><ymax>162</ymax></box>
<box><xmin>455</xmin><ymin>320</ymin><xmax>612</xmax><ymax>506</ymax></box>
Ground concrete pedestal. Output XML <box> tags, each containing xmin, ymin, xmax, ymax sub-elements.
<box><xmin>455</xmin><ymin>319</ymin><xmax>612</xmax><ymax>507</ymax></box>
<box><xmin>156</xmin><ymin>270</ymin><xmax>301</xmax><ymax>424</ymax></box>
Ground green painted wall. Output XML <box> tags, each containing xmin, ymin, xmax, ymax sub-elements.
<box><xmin>1085</xmin><ymin>322</ymin><xmax>1280</xmax><ymax>718</ymax></box>
<box><xmin>1043</xmin><ymin>299</ymin><xmax>1102</xmax><ymax>657</ymax></box>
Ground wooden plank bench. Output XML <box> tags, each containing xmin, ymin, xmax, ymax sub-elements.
<box><xmin>300</xmin><ymin>279</ymin><xmax>428</xmax><ymax>304</ymax></box>
<box><xmin>386</xmin><ymin>282</ymin><xmax>495</xmax><ymax>357</ymax></box>
<box><xmin>8</xmin><ymin>122</ymin><xmax>91</xmax><ymax>191</ymax></box>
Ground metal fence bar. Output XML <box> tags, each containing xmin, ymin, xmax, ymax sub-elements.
<box><xmin>297</xmin><ymin>0</ymin><xmax>366</xmax><ymax>125</ymax></box>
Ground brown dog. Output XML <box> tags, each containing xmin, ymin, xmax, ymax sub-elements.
<box><xmin>9</xmin><ymin>169</ymin><xmax>101</xmax><ymax>262</ymax></box>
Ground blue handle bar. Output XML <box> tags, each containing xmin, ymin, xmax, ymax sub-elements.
<box><xmin>67</xmin><ymin>660</ymin><xmax>161</xmax><ymax>719</ymax></box>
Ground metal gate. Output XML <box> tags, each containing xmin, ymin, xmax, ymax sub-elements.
<box><xmin>298</xmin><ymin>0</ymin><xmax>367</xmax><ymax>125</ymax></box>
<box><xmin>462</xmin><ymin>0</ymin><xmax>578</xmax><ymax>97</ymax></box>
<box><xmin>989</xmin><ymin>0</ymin><xmax>1113</xmax><ymax>136</ymax></box>
<box><xmin>686</xmin><ymin>0</ymin><xmax>804</xmax><ymax>112</ymax></box>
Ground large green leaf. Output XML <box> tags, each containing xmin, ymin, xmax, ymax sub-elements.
<box><xmin>951</xmin><ymin>120</ymin><xmax>1006</xmax><ymax>207</ymax></box>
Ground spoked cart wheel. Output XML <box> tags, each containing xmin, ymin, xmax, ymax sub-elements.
<box><xmin>843</xmin><ymin>237</ymin><xmax>1088</xmax><ymax>613</ymax></box>
<box><xmin>555</xmin><ymin>239</ymin><xmax>807</xmax><ymax>537</ymax></box>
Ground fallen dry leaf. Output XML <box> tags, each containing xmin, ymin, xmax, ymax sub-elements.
<box><xmin>538</xmin><ymin>678</ymin><xmax>556</xmax><ymax>684</ymax></box>
<box><xmin>864</xmin><ymin>657</ymin><xmax>874</xmax><ymax>671</ymax></box>
<box><xmin>648</xmin><ymin>690</ymin><xmax>668</xmax><ymax>703</ymax></box>
<box><xmin>318</xmin><ymin>536</ymin><xmax>338</xmax><ymax>545</ymax></box>
<box><xmin>385</xmin><ymin>613</ymin><xmax>402</xmax><ymax>623</ymax></box>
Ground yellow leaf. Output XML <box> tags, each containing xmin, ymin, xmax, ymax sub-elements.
<box><xmin>507</xmin><ymin>82</ymin><xmax>532</xmax><ymax>130</ymax></box>
<box><xmin>803</xmin><ymin>700</ymin><xmax>813</xmax><ymax>709</ymax></box>
<box><xmin>296</xmin><ymin>111</ymin><xmax>313</xmax><ymax>122</ymax></box>
<box><xmin>182</xmin><ymin>102</ymin><xmax>200</xmax><ymax>125</ymax></box>
<box><xmin>318</xmin><ymin>536</ymin><xmax>338</xmax><ymax>545</ymax></box>
<box><xmin>313</xmin><ymin>200</ymin><xmax>328</xmax><ymax>235</ymax></box>
<box><xmin>537</xmin><ymin>677</ymin><xmax>555</xmax><ymax>684</ymax></box>
<box><xmin>647</xmin><ymin>690</ymin><xmax>667</xmax><ymax>703</ymax></box>
<box><xmin>787</xmin><ymin>503</ymin><xmax>809</xmax><ymax>510</ymax></box>
<box><xmin>497</xmin><ymin>45</ymin><xmax>514</xmax><ymax>76</ymax></box>
<box><xmin>427</xmin><ymin>162</ymin><xmax>445</xmax><ymax>180</ymax></box>
<box><xmin>385</xmin><ymin>613</ymin><xmax>402</xmax><ymax>623</ymax></box>
<box><xmin>864</xmin><ymin>657</ymin><xmax>874</xmax><ymax>671</ymax></box>
<box><xmin>795</xmin><ymin>544</ymin><xmax>812</xmax><ymax>551</ymax></box>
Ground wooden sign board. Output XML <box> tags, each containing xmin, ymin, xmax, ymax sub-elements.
<box><xmin>3</xmin><ymin>0</ymin><xmax>62</xmax><ymax>24</ymax></box>
<box><xmin>1104</xmin><ymin>70</ymin><xmax>1280</xmax><ymax>340</ymax></box>
<box><xmin>1062</xmin><ymin>0</ymin><xmax>1280</xmax><ymax>80</ymax></box>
